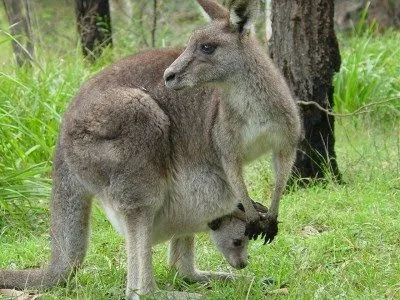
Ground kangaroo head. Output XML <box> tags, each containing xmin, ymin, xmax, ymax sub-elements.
<box><xmin>164</xmin><ymin>0</ymin><xmax>260</xmax><ymax>90</ymax></box>
<box><xmin>209</xmin><ymin>215</ymin><xmax>249</xmax><ymax>269</ymax></box>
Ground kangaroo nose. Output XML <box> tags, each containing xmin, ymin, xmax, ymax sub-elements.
<box><xmin>165</xmin><ymin>73</ymin><xmax>175</xmax><ymax>82</ymax></box>
<box><xmin>164</xmin><ymin>69</ymin><xmax>176</xmax><ymax>83</ymax></box>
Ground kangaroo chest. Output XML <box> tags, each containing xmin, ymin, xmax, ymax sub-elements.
<box><xmin>242</xmin><ymin>120</ymin><xmax>271</xmax><ymax>162</ymax></box>
<box><xmin>221</xmin><ymin>90</ymin><xmax>277</xmax><ymax>162</ymax></box>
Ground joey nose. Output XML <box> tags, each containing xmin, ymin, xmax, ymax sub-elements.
<box><xmin>237</xmin><ymin>261</ymin><xmax>247</xmax><ymax>269</ymax></box>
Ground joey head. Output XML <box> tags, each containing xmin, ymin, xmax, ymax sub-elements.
<box><xmin>209</xmin><ymin>216</ymin><xmax>249</xmax><ymax>270</ymax></box>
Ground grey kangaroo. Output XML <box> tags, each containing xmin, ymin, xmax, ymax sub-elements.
<box><xmin>0</xmin><ymin>0</ymin><xmax>301</xmax><ymax>299</ymax></box>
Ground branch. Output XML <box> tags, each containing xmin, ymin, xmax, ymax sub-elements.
<box><xmin>297</xmin><ymin>97</ymin><xmax>400</xmax><ymax>117</ymax></box>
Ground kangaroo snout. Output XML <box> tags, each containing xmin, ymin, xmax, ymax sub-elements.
<box><xmin>164</xmin><ymin>68</ymin><xmax>176</xmax><ymax>85</ymax></box>
<box><xmin>164</xmin><ymin>71</ymin><xmax>176</xmax><ymax>83</ymax></box>
<box><xmin>164</xmin><ymin>48</ymin><xmax>194</xmax><ymax>89</ymax></box>
<box><xmin>164</xmin><ymin>67</ymin><xmax>181</xmax><ymax>90</ymax></box>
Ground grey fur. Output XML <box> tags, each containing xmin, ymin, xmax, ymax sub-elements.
<box><xmin>0</xmin><ymin>0</ymin><xmax>301</xmax><ymax>299</ymax></box>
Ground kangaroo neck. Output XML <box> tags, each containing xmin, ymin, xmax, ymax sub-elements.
<box><xmin>222</xmin><ymin>46</ymin><xmax>271</xmax><ymax>120</ymax></box>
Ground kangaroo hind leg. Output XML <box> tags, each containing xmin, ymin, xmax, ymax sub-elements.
<box><xmin>168</xmin><ymin>236</ymin><xmax>235</xmax><ymax>283</ymax></box>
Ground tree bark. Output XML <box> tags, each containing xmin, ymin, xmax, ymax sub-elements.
<box><xmin>270</xmin><ymin>0</ymin><xmax>342</xmax><ymax>184</ymax></box>
<box><xmin>75</xmin><ymin>0</ymin><xmax>112</xmax><ymax>60</ymax></box>
<box><xmin>3</xmin><ymin>0</ymin><xmax>34</xmax><ymax>67</ymax></box>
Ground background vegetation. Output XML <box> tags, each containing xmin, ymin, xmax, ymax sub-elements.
<box><xmin>0</xmin><ymin>0</ymin><xmax>399</xmax><ymax>299</ymax></box>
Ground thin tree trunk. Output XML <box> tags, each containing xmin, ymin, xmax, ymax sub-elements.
<box><xmin>3</xmin><ymin>0</ymin><xmax>34</xmax><ymax>67</ymax></box>
<box><xmin>151</xmin><ymin>0</ymin><xmax>157</xmax><ymax>47</ymax></box>
<box><xmin>270</xmin><ymin>0</ymin><xmax>342</xmax><ymax>184</ymax></box>
<box><xmin>75</xmin><ymin>0</ymin><xmax>112</xmax><ymax>60</ymax></box>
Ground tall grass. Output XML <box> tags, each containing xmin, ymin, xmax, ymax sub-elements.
<box><xmin>334</xmin><ymin>29</ymin><xmax>400</xmax><ymax>119</ymax></box>
<box><xmin>0</xmin><ymin>49</ymin><xmax>91</xmax><ymax>230</ymax></box>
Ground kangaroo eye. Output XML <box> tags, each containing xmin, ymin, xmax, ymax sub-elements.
<box><xmin>200</xmin><ymin>43</ymin><xmax>217</xmax><ymax>54</ymax></box>
<box><xmin>233</xmin><ymin>239</ymin><xmax>242</xmax><ymax>247</ymax></box>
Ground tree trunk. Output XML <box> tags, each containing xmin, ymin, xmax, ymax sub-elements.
<box><xmin>151</xmin><ymin>0</ymin><xmax>157</xmax><ymax>47</ymax></box>
<box><xmin>270</xmin><ymin>0</ymin><xmax>342</xmax><ymax>184</ymax></box>
<box><xmin>3</xmin><ymin>0</ymin><xmax>34</xmax><ymax>67</ymax></box>
<box><xmin>75</xmin><ymin>0</ymin><xmax>112</xmax><ymax>60</ymax></box>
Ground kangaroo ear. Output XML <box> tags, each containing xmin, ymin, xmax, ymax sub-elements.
<box><xmin>228</xmin><ymin>0</ymin><xmax>259</xmax><ymax>34</ymax></box>
<box><xmin>197</xmin><ymin>0</ymin><xmax>229</xmax><ymax>20</ymax></box>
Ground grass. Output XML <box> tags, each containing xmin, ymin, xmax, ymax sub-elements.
<box><xmin>1</xmin><ymin>121</ymin><xmax>399</xmax><ymax>299</ymax></box>
<box><xmin>334</xmin><ymin>32</ymin><xmax>400</xmax><ymax>119</ymax></box>
<box><xmin>1</xmin><ymin>1</ymin><xmax>400</xmax><ymax>299</ymax></box>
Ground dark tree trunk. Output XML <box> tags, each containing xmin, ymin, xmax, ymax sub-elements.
<box><xmin>75</xmin><ymin>0</ymin><xmax>112</xmax><ymax>60</ymax></box>
<box><xmin>270</xmin><ymin>0</ymin><xmax>342</xmax><ymax>184</ymax></box>
<box><xmin>3</xmin><ymin>0</ymin><xmax>34</xmax><ymax>67</ymax></box>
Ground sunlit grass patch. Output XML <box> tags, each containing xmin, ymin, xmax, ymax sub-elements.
<box><xmin>334</xmin><ymin>30</ymin><xmax>400</xmax><ymax>120</ymax></box>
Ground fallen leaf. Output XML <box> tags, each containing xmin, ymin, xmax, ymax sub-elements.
<box><xmin>385</xmin><ymin>288</ymin><xmax>400</xmax><ymax>299</ymax></box>
<box><xmin>267</xmin><ymin>287</ymin><xmax>289</xmax><ymax>295</ymax></box>
<box><xmin>0</xmin><ymin>289</ymin><xmax>41</xmax><ymax>300</ymax></box>
<box><xmin>302</xmin><ymin>225</ymin><xmax>320</xmax><ymax>236</ymax></box>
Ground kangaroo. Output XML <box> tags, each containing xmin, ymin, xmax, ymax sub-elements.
<box><xmin>0</xmin><ymin>0</ymin><xmax>301</xmax><ymax>299</ymax></box>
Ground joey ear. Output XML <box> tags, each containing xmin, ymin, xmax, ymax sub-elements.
<box><xmin>208</xmin><ymin>217</ymin><xmax>223</xmax><ymax>231</ymax></box>
<box><xmin>228</xmin><ymin>0</ymin><xmax>259</xmax><ymax>34</ymax></box>
<box><xmin>237</xmin><ymin>203</ymin><xmax>245</xmax><ymax>212</ymax></box>
<box><xmin>197</xmin><ymin>0</ymin><xmax>229</xmax><ymax>20</ymax></box>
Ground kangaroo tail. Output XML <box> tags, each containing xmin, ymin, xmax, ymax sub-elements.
<box><xmin>0</xmin><ymin>147</ymin><xmax>92</xmax><ymax>290</ymax></box>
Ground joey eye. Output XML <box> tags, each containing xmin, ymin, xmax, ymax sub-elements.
<box><xmin>200</xmin><ymin>43</ymin><xmax>217</xmax><ymax>55</ymax></box>
<box><xmin>233</xmin><ymin>239</ymin><xmax>242</xmax><ymax>247</ymax></box>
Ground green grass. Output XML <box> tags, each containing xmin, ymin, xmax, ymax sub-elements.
<box><xmin>1</xmin><ymin>121</ymin><xmax>399</xmax><ymax>299</ymax></box>
<box><xmin>334</xmin><ymin>30</ymin><xmax>400</xmax><ymax>119</ymax></box>
<box><xmin>1</xmin><ymin>1</ymin><xmax>400</xmax><ymax>299</ymax></box>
